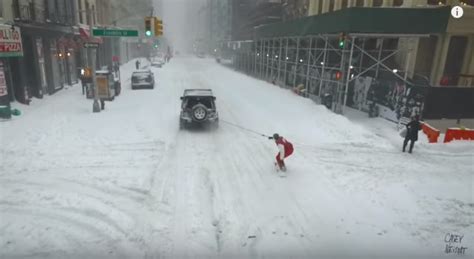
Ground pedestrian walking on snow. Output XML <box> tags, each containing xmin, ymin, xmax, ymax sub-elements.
<box><xmin>269</xmin><ymin>133</ymin><xmax>294</xmax><ymax>171</ymax></box>
<box><xmin>403</xmin><ymin>115</ymin><xmax>422</xmax><ymax>153</ymax></box>
<box><xmin>135</xmin><ymin>60</ymin><xmax>140</xmax><ymax>70</ymax></box>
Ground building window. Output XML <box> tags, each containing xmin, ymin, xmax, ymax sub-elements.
<box><xmin>373</xmin><ymin>0</ymin><xmax>383</xmax><ymax>7</ymax></box>
<box><xmin>393</xmin><ymin>0</ymin><xmax>404</xmax><ymax>6</ymax></box>
<box><xmin>0</xmin><ymin>0</ymin><xmax>3</xmax><ymax>18</ymax></box>
<box><xmin>85</xmin><ymin>0</ymin><xmax>89</xmax><ymax>24</ymax></box>
<box><xmin>92</xmin><ymin>5</ymin><xmax>96</xmax><ymax>24</ymax></box>
<box><xmin>428</xmin><ymin>0</ymin><xmax>446</xmax><ymax>5</ymax></box>
<box><xmin>318</xmin><ymin>0</ymin><xmax>323</xmax><ymax>14</ymax></box>
<box><xmin>355</xmin><ymin>0</ymin><xmax>364</xmax><ymax>7</ymax></box>
<box><xmin>78</xmin><ymin>0</ymin><xmax>83</xmax><ymax>23</ymax></box>
<box><xmin>443</xmin><ymin>36</ymin><xmax>468</xmax><ymax>85</ymax></box>
<box><xmin>342</xmin><ymin>0</ymin><xmax>348</xmax><ymax>8</ymax></box>
<box><xmin>329</xmin><ymin>0</ymin><xmax>335</xmax><ymax>11</ymax></box>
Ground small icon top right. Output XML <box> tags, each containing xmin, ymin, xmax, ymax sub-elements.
<box><xmin>451</xmin><ymin>6</ymin><xmax>464</xmax><ymax>19</ymax></box>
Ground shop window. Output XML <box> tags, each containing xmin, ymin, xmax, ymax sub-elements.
<box><xmin>318</xmin><ymin>0</ymin><xmax>323</xmax><ymax>14</ymax></box>
<box><xmin>414</xmin><ymin>36</ymin><xmax>437</xmax><ymax>80</ymax></box>
<box><xmin>355</xmin><ymin>0</ymin><xmax>364</xmax><ymax>7</ymax></box>
<box><xmin>443</xmin><ymin>36</ymin><xmax>467</xmax><ymax>85</ymax></box>
<box><xmin>329</xmin><ymin>0</ymin><xmax>334</xmax><ymax>11</ymax></box>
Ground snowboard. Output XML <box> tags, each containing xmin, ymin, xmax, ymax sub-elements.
<box><xmin>274</xmin><ymin>162</ymin><xmax>287</xmax><ymax>177</ymax></box>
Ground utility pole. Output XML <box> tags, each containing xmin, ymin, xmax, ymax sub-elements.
<box><xmin>88</xmin><ymin>7</ymin><xmax>100</xmax><ymax>113</ymax></box>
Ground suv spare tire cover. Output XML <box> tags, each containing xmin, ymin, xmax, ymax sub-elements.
<box><xmin>192</xmin><ymin>104</ymin><xmax>208</xmax><ymax>121</ymax></box>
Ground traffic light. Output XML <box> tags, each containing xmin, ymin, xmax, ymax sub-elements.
<box><xmin>335</xmin><ymin>71</ymin><xmax>342</xmax><ymax>80</ymax></box>
<box><xmin>154</xmin><ymin>18</ymin><xmax>163</xmax><ymax>36</ymax></box>
<box><xmin>338</xmin><ymin>33</ymin><xmax>346</xmax><ymax>49</ymax></box>
<box><xmin>145</xmin><ymin>17</ymin><xmax>153</xmax><ymax>37</ymax></box>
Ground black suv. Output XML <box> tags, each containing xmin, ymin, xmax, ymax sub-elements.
<box><xmin>180</xmin><ymin>89</ymin><xmax>219</xmax><ymax>129</ymax></box>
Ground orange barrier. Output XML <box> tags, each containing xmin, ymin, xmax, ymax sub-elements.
<box><xmin>444</xmin><ymin>128</ymin><xmax>474</xmax><ymax>143</ymax></box>
<box><xmin>421</xmin><ymin>122</ymin><xmax>440</xmax><ymax>143</ymax></box>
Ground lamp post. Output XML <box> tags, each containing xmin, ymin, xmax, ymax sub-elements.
<box><xmin>88</xmin><ymin>7</ymin><xmax>100</xmax><ymax>113</ymax></box>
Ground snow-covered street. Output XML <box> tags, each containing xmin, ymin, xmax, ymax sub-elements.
<box><xmin>1</xmin><ymin>57</ymin><xmax>473</xmax><ymax>258</ymax></box>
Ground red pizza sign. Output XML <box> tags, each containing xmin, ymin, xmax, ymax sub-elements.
<box><xmin>0</xmin><ymin>43</ymin><xmax>22</xmax><ymax>52</ymax></box>
<box><xmin>0</xmin><ymin>25</ymin><xmax>23</xmax><ymax>57</ymax></box>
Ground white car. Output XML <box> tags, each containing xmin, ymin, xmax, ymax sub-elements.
<box><xmin>151</xmin><ymin>56</ymin><xmax>165</xmax><ymax>68</ymax></box>
<box><xmin>131</xmin><ymin>70</ymin><xmax>155</xmax><ymax>90</ymax></box>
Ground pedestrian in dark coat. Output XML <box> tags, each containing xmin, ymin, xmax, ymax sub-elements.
<box><xmin>135</xmin><ymin>60</ymin><xmax>140</xmax><ymax>70</ymax></box>
<box><xmin>403</xmin><ymin>115</ymin><xmax>422</xmax><ymax>153</ymax></box>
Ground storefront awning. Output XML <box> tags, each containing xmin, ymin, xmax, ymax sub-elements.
<box><xmin>255</xmin><ymin>6</ymin><xmax>451</xmax><ymax>39</ymax></box>
<box><xmin>79</xmin><ymin>27</ymin><xmax>103</xmax><ymax>44</ymax></box>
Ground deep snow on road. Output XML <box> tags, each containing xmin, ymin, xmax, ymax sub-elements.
<box><xmin>1</xmin><ymin>57</ymin><xmax>473</xmax><ymax>258</ymax></box>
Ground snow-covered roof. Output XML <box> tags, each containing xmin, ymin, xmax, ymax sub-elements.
<box><xmin>133</xmin><ymin>69</ymin><xmax>152</xmax><ymax>74</ymax></box>
<box><xmin>183</xmin><ymin>89</ymin><xmax>214</xmax><ymax>97</ymax></box>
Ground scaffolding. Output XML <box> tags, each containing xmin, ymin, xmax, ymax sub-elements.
<box><xmin>229</xmin><ymin>6</ymin><xmax>451</xmax><ymax>115</ymax></box>
<box><xmin>231</xmin><ymin>33</ymin><xmax>429</xmax><ymax>115</ymax></box>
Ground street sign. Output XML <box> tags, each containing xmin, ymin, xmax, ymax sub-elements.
<box><xmin>92</xmin><ymin>28</ymin><xmax>139</xmax><ymax>37</ymax></box>
<box><xmin>83</xmin><ymin>42</ymin><xmax>99</xmax><ymax>48</ymax></box>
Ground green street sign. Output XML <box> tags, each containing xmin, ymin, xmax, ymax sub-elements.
<box><xmin>92</xmin><ymin>28</ymin><xmax>139</xmax><ymax>37</ymax></box>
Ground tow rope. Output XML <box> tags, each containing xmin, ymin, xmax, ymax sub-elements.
<box><xmin>220</xmin><ymin>119</ymin><xmax>270</xmax><ymax>138</ymax></box>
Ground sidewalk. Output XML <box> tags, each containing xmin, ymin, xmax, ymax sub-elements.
<box><xmin>345</xmin><ymin>107</ymin><xmax>474</xmax><ymax>154</ymax></box>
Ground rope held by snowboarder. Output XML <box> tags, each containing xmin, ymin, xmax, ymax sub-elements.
<box><xmin>268</xmin><ymin>133</ymin><xmax>294</xmax><ymax>172</ymax></box>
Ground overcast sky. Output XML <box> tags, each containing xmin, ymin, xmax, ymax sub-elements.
<box><xmin>156</xmin><ymin>0</ymin><xmax>207</xmax><ymax>52</ymax></box>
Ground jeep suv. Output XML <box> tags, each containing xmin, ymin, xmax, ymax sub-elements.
<box><xmin>180</xmin><ymin>89</ymin><xmax>219</xmax><ymax>129</ymax></box>
<box><xmin>131</xmin><ymin>70</ymin><xmax>155</xmax><ymax>89</ymax></box>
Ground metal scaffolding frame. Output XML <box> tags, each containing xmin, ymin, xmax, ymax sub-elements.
<box><xmin>229</xmin><ymin>33</ymin><xmax>424</xmax><ymax>114</ymax></box>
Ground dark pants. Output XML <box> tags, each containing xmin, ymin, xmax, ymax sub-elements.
<box><xmin>403</xmin><ymin>137</ymin><xmax>415</xmax><ymax>153</ymax></box>
<box><xmin>81</xmin><ymin>80</ymin><xmax>86</xmax><ymax>95</ymax></box>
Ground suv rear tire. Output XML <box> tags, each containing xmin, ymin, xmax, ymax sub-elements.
<box><xmin>192</xmin><ymin>104</ymin><xmax>208</xmax><ymax>121</ymax></box>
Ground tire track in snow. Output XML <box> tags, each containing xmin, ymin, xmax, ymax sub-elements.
<box><xmin>0</xmin><ymin>179</ymin><xmax>152</xmax><ymax>249</ymax></box>
<box><xmin>141</xmin><ymin>68</ymin><xmax>223</xmax><ymax>257</ymax></box>
<box><xmin>201</xmin><ymin>72</ymin><xmax>323</xmax><ymax>257</ymax></box>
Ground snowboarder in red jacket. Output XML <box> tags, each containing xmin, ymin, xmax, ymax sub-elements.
<box><xmin>269</xmin><ymin>133</ymin><xmax>294</xmax><ymax>171</ymax></box>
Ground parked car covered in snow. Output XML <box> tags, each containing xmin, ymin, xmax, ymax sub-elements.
<box><xmin>179</xmin><ymin>89</ymin><xmax>219</xmax><ymax>129</ymax></box>
<box><xmin>151</xmin><ymin>56</ymin><xmax>165</xmax><ymax>68</ymax></box>
<box><xmin>131</xmin><ymin>70</ymin><xmax>155</xmax><ymax>90</ymax></box>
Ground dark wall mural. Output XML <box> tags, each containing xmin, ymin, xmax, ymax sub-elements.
<box><xmin>348</xmin><ymin>76</ymin><xmax>426</xmax><ymax>122</ymax></box>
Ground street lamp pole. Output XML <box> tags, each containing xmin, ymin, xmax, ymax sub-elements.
<box><xmin>87</xmin><ymin>7</ymin><xmax>100</xmax><ymax>113</ymax></box>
